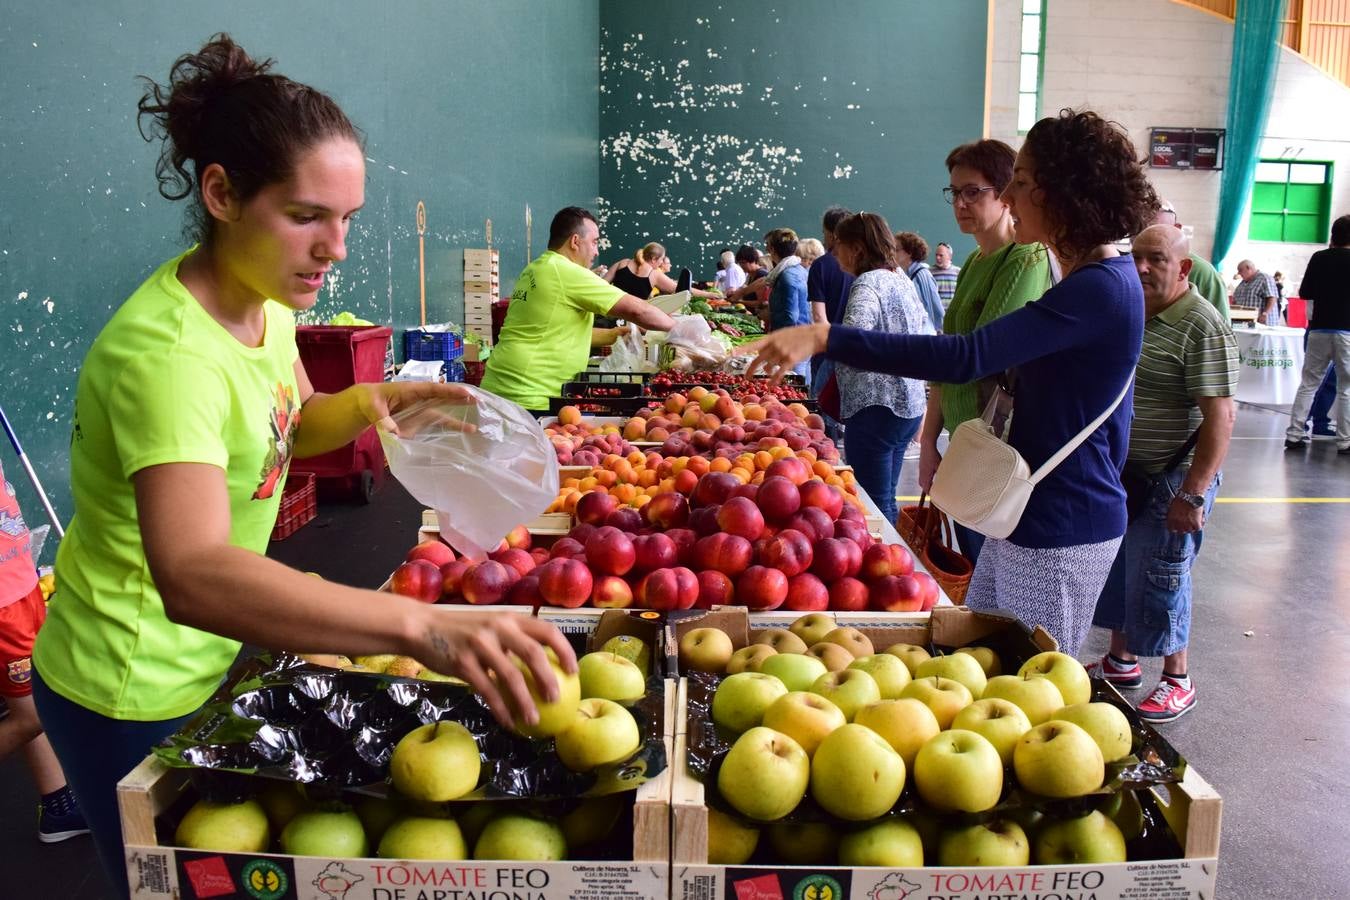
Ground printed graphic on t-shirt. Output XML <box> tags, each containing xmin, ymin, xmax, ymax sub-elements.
<box><xmin>252</xmin><ymin>382</ymin><xmax>300</xmax><ymax>501</ymax></box>
<box><xmin>1</xmin><ymin>479</ymin><xmax>32</xmax><ymax>568</ymax></box>
<box><xmin>8</xmin><ymin>657</ymin><xmax>32</xmax><ymax>686</ymax></box>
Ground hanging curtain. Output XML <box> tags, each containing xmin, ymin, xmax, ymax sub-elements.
<box><xmin>1211</xmin><ymin>0</ymin><xmax>1288</xmax><ymax>266</ymax></box>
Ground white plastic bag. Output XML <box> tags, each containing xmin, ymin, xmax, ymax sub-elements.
<box><xmin>377</xmin><ymin>386</ymin><xmax>559</xmax><ymax>559</ymax></box>
<box><xmin>664</xmin><ymin>314</ymin><xmax>729</xmax><ymax>370</ymax></box>
<box><xmin>600</xmin><ymin>323</ymin><xmax>650</xmax><ymax>373</ymax></box>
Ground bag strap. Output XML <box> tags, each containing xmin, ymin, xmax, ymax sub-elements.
<box><xmin>1161</xmin><ymin>427</ymin><xmax>1202</xmax><ymax>474</ymax></box>
<box><xmin>1028</xmin><ymin>376</ymin><xmax>1133</xmax><ymax>485</ymax></box>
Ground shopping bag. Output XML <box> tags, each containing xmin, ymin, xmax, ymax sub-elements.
<box><xmin>906</xmin><ymin>494</ymin><xmax>974</xmax><ymax>605</ymax></box>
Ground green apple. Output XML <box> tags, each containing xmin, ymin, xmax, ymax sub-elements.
<box><xmin>767</xmin><ymin>821</ymin><xmax>839</xmax><ymax>864</ymax></box>
<box><xmin>884</xmin><ymin>642</ymin><xmax>931</xmax><ymax>676</ymax></box>
<box><xmin>950</xmin><ymin>698</ymin><xmax>1033</xmax><ymax>766</ymax></box>
<box><xmin>454</xmin><ymin>802</ymin><xmax>499</xmax><ymax>846</ymax></box>
<box><xmin>727</xmin><ymin>644</ymin><xmax>777</xmax><ymax>674</ymax></box>
<box><xmin>956</xmin><ymin>645</ymin><xmax>1003</xmax><ymax>677</ymax></box>
<box><xmin>899</xmin><ymin>676</ymin><xmax>973</xmax><ymax>728</ymax></box>
<box><xmin>418</xmin><ymin>669</ymin><xmax>464</xmax><ymax>684</ymax></box>
<box><xmin>853</xmin><ymin>699</ymin><xmax>941</xmax><ymax>770</ymax></box>
<box><xmin>1100</xmin><ymin>789</ymin><xmax>1145</xmax><ymax>840</ymax></box>
<box><xmin>837</xmin><ymin>818</ymin><xmax>924</xmax><ymax>867</ymax></box>
<box><xmin>788</xmin><ymin>613</ymin><xmax>837</xmax><ymax>647</ymax></box>
<box><xmin>981</xmin><ymin>674</ymin><xmax>1064</xmax><ymax>725</ymax></box>
<box><xmin>175</xmin><ymin>799</ymin><xmax>270</xmax><ymax>852</ymax></box>
<box><xmin>707</xmin><ymin>807</ymin><xmax>759</xmax><ymax>864</ymax></box>
<box><xmin>555</xmin><ymin>698</ymin><xmax>641</xmax><ymax>771</ymax></box>
<box><xmin>913</xmin><ymin>729</ymin><xmax>1003</xmax><ymax>813</ymax></box>
<box><xmin>820</xmin><ymin>626</ymin><xmax>874</xmax><ymax>658</ymax></box>
<box><xmin>578</xmin><ymin>652</ymin><xmax>646</xmax><ymax>702</ymax></box>
<box><xmin>354</xmin><ymin>795</ymin><xmax>403</xmax><ymax>845</ymax></box>
<box><xmin>474</xmin><ymin>813</ymin><xmax>566</xmax><ymax>861</ymax></box>
<box><xmin>810</xmin><ymin>724</ymin><xmax>906</xmax><ymax>820</ymax></box>
<box><xmin>810</xmin><ymin>669</ymin><xmax>881</xmax><ymax>721</ymax></box>
<box><xmin>847</xmin><ymin>654</ymin><xmax>912</xmax><ymax>698</ymax></box>
<box><xmin>713</xmin><ymin>672</ymin><xmax>790</xmax><ymax>734</ymax></box>
<box><xmin>560</xmin><ymin>794</ymin><xmax>625</xmax><ymax>851</ymax></box>
<box><xmin>805</xmin><ymin>641</ymin><xmax>855</xmax><ymax>672</ymax></box>
<box><xmin>353</xmin><ymin>654</ymin><xmax>398</xmax><ymax>673</ymax></box>
<box><xmin>1055</xmin><ymin>702</ymin><xmax>1133</xmax><ymax>763</ymax></box>
<box><xmin>717</xmin><ymin>727</ymin><xmax>810</xmax><ymax>821</ymax></box>
<box><xmin>601</xmin><ymin>635</ymin><xmax>650</xmax><ymax>675</ymax></box>
<box><xmin>1013</xmin><ymin>720</ymin><xmax>1105</xmax><ymax>798</ymax></box>
<box><xmin>752</xmin><ymin>627</ymin><xmax>809</xmax><ymax>655</ymax></box>
<box><xmin>378</xmin><ymin>815</ymin><xmax>468</xmax><ymax>860</ymax></box>
<box><xmin>680</xmin><ymin>626</ymin><xmax>735</xmax><ymax>673</ymax></box>
<box><xmin>1033</xmin><ymin>811</ymin><xmax>1127</xmax><ymax>864</ymax></box>
<box><xmin>504</xmin><ymin>651</ymin><xmax>582</xmax><ymax>739</ymax></box>
<box><xmin>938</xmin><ymin>819</ymin><xmax>1030</xmax><ymax>867</ymax></box>
<box><xmin>759</xmin><ymin>652</ymin><xmax>828</xmax><ymax>692</ymax></box>
<box><xmin>762</xmin><ymin>691</ymin><xmax>846</xmax><ymax>757</ymax></box>
<box><xmin>915</xmin><ymin>652</ymin><xmax>988</xmax><ymax>699</ymax></box>
<box><xmin>281</xmin><ymin>807</ymin><xmax>369</xmax><ymax>857</ymax></box>
<box><xmin>1019</xmin><ymin>651</ymin><xmax>1092</xmax><ymax>706</ymax></box>
<box><xmin>256</xmin><ymin>781</ymin><xmax>309</xmax><ymax>833</ymax></box>
<box><xmin>390</xmin><ymin>721</ymin><xmax>482</xmax><ymax>802</ymax></box>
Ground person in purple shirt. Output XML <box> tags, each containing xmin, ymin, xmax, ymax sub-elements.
<box><xmin>744</xmin><ymin>109</ymin><xmax>1159</xmax><ymax>656</ymax></box>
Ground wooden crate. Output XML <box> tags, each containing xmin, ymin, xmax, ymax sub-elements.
<box><xmin>464</xmin><ymin>279</ymin><xmax>499</xmax><ymax>293</ymax></box>
<box><xmin>464</xmin><ymin>248</ymin><xmax>498</xmax><ymax>264</ymax></box>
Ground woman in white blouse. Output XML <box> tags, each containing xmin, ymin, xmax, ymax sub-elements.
<box><xmin>831</xmin><ymin>213</ymin><xmax>934</xmax><ymax>526</ymax></box>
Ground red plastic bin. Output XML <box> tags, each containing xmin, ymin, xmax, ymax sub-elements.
<box><xmin>270</xmin><ymin>472</ymin><xmax>317</xmax><ymax>541</ymax></box>
<box><xmin>291</xmin><ymin>325</ymin><xmax>393</xmax><ymax>502</ymax></box>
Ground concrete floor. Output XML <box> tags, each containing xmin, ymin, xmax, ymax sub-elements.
<box><xmin>1</xmin><ymin>402</ymin><xmax>1345</xmax><ymax>898</ymax></box>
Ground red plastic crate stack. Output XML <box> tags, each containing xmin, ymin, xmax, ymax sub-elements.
<box><xmin>270</xmin><ymin>472</ymin><xmax>317</xmax><ymax>541</ymax></box>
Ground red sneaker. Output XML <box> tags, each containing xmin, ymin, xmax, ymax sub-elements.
<box><xmin>1136</xmin><ymin>676</ymin><xmax>1196</xmax><ymax>723</ymax></box>
<box><xmin>1085</xmin><ymin>654</ymin><xmax>1143</xmax><ymax>689</ymax></box>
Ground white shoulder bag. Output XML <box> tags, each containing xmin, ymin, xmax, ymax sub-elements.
<box><xmin>929</xmin><ymin>378</ymin><xmax>1132</xmax><ymax>540</ymax></box>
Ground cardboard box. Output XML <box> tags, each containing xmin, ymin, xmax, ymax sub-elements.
<box><xmin>464</xmin><ymin>248</ymin><xmax>498</xmax><ymax>264</ymax></box>
<box><xmin>120</xmin><ymin>611</ymin><xmax>674</xmax><ymax>899</ymax></box>
<box><xmin>464</xmin><ymin>279</ymin><xmax>499</xmax><ymax>293</ymax></box>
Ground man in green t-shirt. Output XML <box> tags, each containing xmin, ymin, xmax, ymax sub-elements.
<box><xmin>481</xmin><ymin>207</ymin><xmax>677</xmax><ymax>411</ymax></box>
<box><xmin>1153</xmin><ymin>202</ymin><xmax>1231</xmax><ymax>323</ymax></box>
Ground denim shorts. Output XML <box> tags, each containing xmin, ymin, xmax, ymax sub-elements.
<box><xmin>1093</xmin><ymin>468</ymin><xmax>1220</xmax><ymax>656</ymax></box>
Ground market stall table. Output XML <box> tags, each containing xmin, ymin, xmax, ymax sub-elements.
<box><xmin>1233</xmin><ymin>324</ymin><xmax>1304</xmax><ymax>405</ymax></box>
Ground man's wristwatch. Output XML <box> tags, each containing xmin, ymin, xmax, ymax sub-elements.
<box><xmin>1173</xmin><ymin>489</ymin><xmax>1205</xmax><ymax>509</ymax></box>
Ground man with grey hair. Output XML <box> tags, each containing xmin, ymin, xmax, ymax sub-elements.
<box><xmin>1233</xmin><ymin>260</ymin><xmax>1279</xmax><ymax>325</ymax></box>
<box><xmin>1153</xmin><ymin>201</ymin><xmax>1230</xmax><ymax>322</ymax></box>
<box><xmin>714</xmin><ymin>248</ymin><xmax>745</xmax><ymax>294</ymax></box>
<box><xmin>930</xmin><ymin>241</ymin><xmax>961</xmax><ymax>306</ymax></box>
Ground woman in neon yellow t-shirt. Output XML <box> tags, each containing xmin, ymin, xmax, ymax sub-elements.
<box><xmin>31</xmin><ymin>35</ymin><xmax>574</xmax><ymax>899</ymax></box>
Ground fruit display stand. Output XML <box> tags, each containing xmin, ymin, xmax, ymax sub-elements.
<box><xmin>117</xmin><ymin>610</ymin><xmax>675</xmax><ymax>899</ymax></box>
<box><xmin>668</xmin><ymin>606</ymin><xmax>1222</xmax><ymax>899</ymax></box>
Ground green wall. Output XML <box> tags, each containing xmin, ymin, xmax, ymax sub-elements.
<box><xmin>597</xmin><ymin>0</ymin><xmax>989</xmax><ymax>273</ymax></box>
<box><xmin>0</xmin><ymin>1</ymin><xmax>600</xmax><ymax>555</ymax></box>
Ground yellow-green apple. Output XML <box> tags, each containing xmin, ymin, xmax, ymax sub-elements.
<box><xmin>354</xmin><ymin>654</ymin><xmax>398</xmax><ymax>673</ymax></box>
<box><xmin>378</xmin><ymin>815</ymin><xmax>468</xmax><ymax>860</ymax></box>
<box><xmin>759</xmin><ymin>652</ymin><xmax>828</xmax><ymax>692</ymax></box>
<box><xmin>281</xmin><ymin>807</ymin><xmax>369</xmax><ymax>857</ymax></box>
<box><xmin>1033</xmin><ymin>810</ymin><xmax>1127</xmax><ymax>864</ymax></box>
<box><xmin>503</xmin><ymin>650</ymin><xmax>581</xmax><ymax>739</ymax></box>
<box><xmin>560</xmin><ymin>794</ymin><xmax>625</xmax><ymax>851</ymax></box>
<box><xmin>805</xmin><ymin>641</ymin><xmax>855</xmax><ymax>672</ymax></box>
<box><xmin>884</xmin><ymin>643</ymin><xmax>931</xmax><ymax>676</ymax></box>
<box><xmin>600</xmin><ymin>635</ymin><xmax>650</xmax><ymax>674</ymax></box>
<box><xmin>354</xmin><ymin>795</ymin><xmax>401</xmax><ymax>845</ymax></box>
<box><xmin>762</xmin><ymin>691</ymin><xmax>847</xmax><ymax>757</ymax></box>
<box><xmin>555</xmin><ymin>698</ymin><xmax>641</xmax><ymax>771</ymax></box>
<box><xmin>1055</xmin><ymin>702</ymin><xmax>1133</xmax><ymax>763</ymax></box>
<box><xmin>390</xmin><ymin>722</ymin><xmax>481</xmax><ymax>802</ymax></box>
<box><xmin>810</xmin><ymin>669</ymin><xmax>881</xmax><ymax>721</ymax></box>
<box><xmin>752</xmin><ymin>628</ymin><xmax>809</xmax><ymax>654</ymax></box>
<box><xmin>717</xmin><ymin>727</ymin><xmax>810</xmax><ymax>821</ymax></box>
<box><xmin>838</xmin><ymin>818</ymin><xmax>924</xmax><ymax>867</ymax></box>
<box><xmin>951</xmin><ymin>698</ymin><xmax>1034</xmax><ymax>766</ymax></box>
<box><xmin>913</xmin><ymin>730</ymin><xmax>1003</xmax><ymax>813</ymax></box>
<box><xmin>679</xmin><ymin>627</ymin><xmax>735</xmax><ymax>673</ymax></box>
<box><xmin>578</xmin><ymin>652</ymin><xmax>645</xmax><ymax>702</ymax></box>
<box><xmin>1019</xmin><ymin>651</ymin><xmax>1092</xmax><ymax>706</ymax></box>
<box><xmin>727</xmin><ymin>644</ymin><xmax>776</xmax><ymax>674</ymax></box>
<box><xmin>707</xmin><ymin>807</ymin><xmax>759</xmax><ymax>864</ymax></box>
<box><xmin>915</xmin><ymin>653</ymin><xmax>988</xmax><ymax>698</ymax></box>
<box><xmin>474</xmin><ymin>813</ymin><xmax>566</xmax><ymax>860</ymax></box>
<box><xmin>175</xmin><ymin>799</ymin><xmax>270</xmax><ymax>852</ymax></box>
<box><xmin>1100</xmin><ymin>789</ymin><xmax>1145</xmax><ymax>840</ymax></box>
<box><xmin>767</xmin><ymin>821</ymin><xmax>839</xmax><ymax>864</ymax></box>
<box><xmin>454</xmin><ymin>802</ymin><xmax>498</xmax><ymax>846</ymax></box>
<box><xmin>956</xmin><ymin>645</ymin><xmax>1003</xmax><ymax>677</ymax></box>
<box><xmin>938</xmin><ymin>820</ymin><xmax>1030</xmax><ymax>867</ymax></box>
<box><xmin>981</xmin><ymin>674</ymin><xmax>1064</xmax><ymax>725</ymax></box>
<box><xmin>789</xmin><ymin>613</ymin><xmax>837</xmax><ymax>647</ymax></box>
<box><xmin>713</xmin><ymin>672</ymin><xmax>790</xmax><ymax>733</ymax></box>
<box><xmin>853</xmin><ymin>699</ymin><xmax>941</xmax><ymax>770</ymax></box>
<box><xmin>385</xmin><ymin>656</ymin><xmax>425</xmax><ymax>679</ymax></box>
<box><xmin>820</xmin><ymin>626</ymin><xmax>874</xmax><ymax>658</ymax></box>
<box><xmin>847</xmin><ymin>654</ymin><xmax>912</xmax><ymax>698</ymax></box>
<box><xmin>810</xmin><ymin>724</ymin><xmax>906</xmax><ymax>820</ymax></box>
<box><xmin>899</xmin><ymin>676</ymin><xmax>974</xmax><ymax>728</ymax></box>
<box><xmin>1014</xmin><ymin>720</ymin><xmax>1105</xmax><ymax>798</ymax></box>
<box><xmin>256</xmin><ymin>781</ymin><xmax>308</xmax><ymax>834</ymax></box>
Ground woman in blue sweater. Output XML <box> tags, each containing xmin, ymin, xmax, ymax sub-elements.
<box><xmin>745</xmin><ymin>110</ymin><xmax>1158</xmax><ymax>655</ymax></box>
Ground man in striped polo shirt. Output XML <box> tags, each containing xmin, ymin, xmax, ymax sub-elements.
<box><xmin>1089</xmin><ymin>225</ymin><xmax>1238</xmax><ymax>723</ymax></box>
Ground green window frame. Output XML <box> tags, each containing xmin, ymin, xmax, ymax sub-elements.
<box><xmin>1249</xmin><ymin>159</ymin><xmax>1334</xmax><ymax>243</ymax></box>
<box><xmin>1017</xmin><ymin>0</ymin><xmax>1047</xmax><ymax>133</ymax></box>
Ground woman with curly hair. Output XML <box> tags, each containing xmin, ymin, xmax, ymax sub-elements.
<box><xmin>744</xmin><ymin>109</ymin><xmax>1158</xmax><ymax>655</ymax></box>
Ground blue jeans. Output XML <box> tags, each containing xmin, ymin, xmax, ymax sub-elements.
<box><xmin>844</xmin><ymin>404</ymin><xmax>922</xmax><ymax>527</ymax></box>
<box><xmin>1093</xmin><ymin>468</ymin><xmax>1220</xmax><ymax>657</ymax></box>
<box><xmin>1310</xmin><ymin>364</ymin><xmax>1337</xmax><ymax>429</ymax></box>
<box><xmin>31</xmin><ymin>669</ymin><xmax>196</xmax><ymax>900</ymax></box>
<box><xmin>953</xmin><ymin>522</ymin><xmax>985</xmax><ymax>564</ymax></box>
<box><xmin>810</xmin><ymin>357</ymin><xmax>843</xmax><ymax>439</ymax></box>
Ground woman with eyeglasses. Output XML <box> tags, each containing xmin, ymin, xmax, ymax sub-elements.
<box><xmin>924</xmin><ymin>140</ymin><xmax>1055</xmax><ymax>562</ymax></box>
<box><xmin>743</xmin><ymin>110</ymin><xmax>1157</xmax><ymax>657</ymax></box>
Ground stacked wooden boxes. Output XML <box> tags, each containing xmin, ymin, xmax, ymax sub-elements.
<box><xmin>463</xmin><ymin>247</ymin><xmax>499</xmax><ymax>345</ymax></box>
